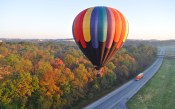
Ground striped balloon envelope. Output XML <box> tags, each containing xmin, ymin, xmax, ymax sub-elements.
<box><xmin>72</xmin><ymin>6</ymin><xmax>128</xmax><ymax>70</ymax></box>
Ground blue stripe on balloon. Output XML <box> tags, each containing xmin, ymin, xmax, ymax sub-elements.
<box><xmin>90</xmin><ymin>7</ymin><xmax>99</xmax><ymax>48</ymax></box>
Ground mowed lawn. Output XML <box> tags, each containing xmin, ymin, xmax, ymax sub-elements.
<box><xmin>127</xmin><ymin>58</ymin><xmax>175</xmax><ymax>109</ymax></box>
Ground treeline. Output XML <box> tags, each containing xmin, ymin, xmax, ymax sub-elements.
<box><xmin>0</xmin><ymin>41</ymin><xmax>156</xmax><ymax>109</ymax></box>
<box><xmin>125</xmin><ymin>39</ymin><xmax>175</xmax><ymax>47</ymax></box>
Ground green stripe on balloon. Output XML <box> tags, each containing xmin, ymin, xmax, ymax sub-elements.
<box><xmin>98</xmin><ymin>7</ymin><xmax>107</xmax><ymax>42</ymax></box>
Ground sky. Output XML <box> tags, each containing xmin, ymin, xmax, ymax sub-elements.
<box><xmin>0</xmin><ymin>0</ymin><xmax>175</xmax><ymax>40</ymax></box>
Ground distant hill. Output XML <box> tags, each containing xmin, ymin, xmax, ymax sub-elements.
<box><xmin>1</xmin><ymin>38</ymin><xmax>175</xmax><ymax>47</ymax></box>
<box><xmin>125</xmin><ymin>39</ymin><xmax>175</xmax><ymax>47</ymax></box>
<box><xmin>0</xmin><ymin>38</ymin><xmax>74</xmax><ymax>44</ymax></box>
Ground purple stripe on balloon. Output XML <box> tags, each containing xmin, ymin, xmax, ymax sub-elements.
<box><xmin>90</xmin><ymin>7</ymin><xmax>99</xmax><ymax>48</ymax></box>
<box><xmin>105</xmin><ymin>7</ymin><xmax>115</xmax><ymax>48</ymax></box>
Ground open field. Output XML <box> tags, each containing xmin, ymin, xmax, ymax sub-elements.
<box><xmin>127</xmin><ymin>49</ymin><xmax>175</xmax><ymax>109</ymax></box>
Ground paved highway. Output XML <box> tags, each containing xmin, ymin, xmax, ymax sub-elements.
<box><xmin>84</xmin><ymin>49</ymin><xmax>165</xmax><ymax>109</ymax></box>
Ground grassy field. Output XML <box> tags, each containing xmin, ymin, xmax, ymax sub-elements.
<box><xmin>127</xmin><ymin>53</ymin><xmax>175</xmax><ymax>109</ymax></box>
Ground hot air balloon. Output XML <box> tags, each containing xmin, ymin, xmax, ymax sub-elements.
<box><xmin>72</xmin><ymin>6</ymin><xmax>128</xmax><ymax>77</ymax></box>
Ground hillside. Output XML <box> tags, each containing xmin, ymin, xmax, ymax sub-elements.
<box><xmin>127</xmin><ymin>48</ymin><xmax>175</xmax><ymax>109</ymax></box>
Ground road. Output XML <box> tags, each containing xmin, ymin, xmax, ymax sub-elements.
<box><xmin>84</xmin><ymin>49</ymin><xmax>165</xmax><ymax>109</ymax></box>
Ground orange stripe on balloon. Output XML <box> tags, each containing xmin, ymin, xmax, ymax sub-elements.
<box><xmin>116</xmin><ymin>41</ymin><xmax>123</xmax><ymax>49</ymax></box>
<box><xmin>116</xmin><ymin>11</ymin><xmax>126</xmax><ymax>49</ymax></box>
<box><xmin>73</xmin><ymin>9</ymin><xmax>87</xmax><ymax>48</ymax></box>
<box><xmin>111</xmin><ymin>8</ymin><xmax>122</xmax><ymax>43</ymax></box>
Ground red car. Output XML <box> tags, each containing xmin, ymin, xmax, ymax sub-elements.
<box><xmin>135</xmin><ymin>73</ymin><xmax>144</xmax><ymax>81</ymax></box>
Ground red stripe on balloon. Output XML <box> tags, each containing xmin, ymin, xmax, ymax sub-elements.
<box><xmin>105</xmin><ymin>8</ymin><xmax>115</xmax><ymax>48</ymax></box>
<box><xmin>73</xmin><ymin>16</ymin><xmax>80</xmax><ymax>42</ymax></box>
<box><xmin>73</xmin><ymin>9</ymin><xmax>87</xmax><ymax>48</ymax></box>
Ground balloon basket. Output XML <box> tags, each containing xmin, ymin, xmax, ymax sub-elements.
<box><xmin>95</xmin><ymin>68</ymin><xmax>104</xmax><ymax>77</ymax></box>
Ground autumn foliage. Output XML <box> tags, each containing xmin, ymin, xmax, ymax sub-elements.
<box><xmin>0</xmin><ymin>41</ymin><xmax>156</xmax><ymax>108</ymax></box>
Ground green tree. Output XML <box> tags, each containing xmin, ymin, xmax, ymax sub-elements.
<box><xmin>36</xmin><ymin>61</ymin><xmax>53</xmax><ymax>75</ymax></box>
<box><xmin>64</xmin><ymin>54</ymin><xmax>77</xmax><ymax>68</ymax></box>
<box><xmin>0</xmin><ymin>72</ymin><xmax>39</xmax><ymax>109</ymax></box>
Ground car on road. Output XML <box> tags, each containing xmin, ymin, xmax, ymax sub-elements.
<box><xmin>135</xmin><ymin>73</ymin><xmax>144</xmax><ymax>81</ymax></box>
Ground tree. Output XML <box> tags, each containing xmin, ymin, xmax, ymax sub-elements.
<box><xmin>64</xmin><ymin>54</ymin><xmax>77</xmax><ymax>69</ymax></box>
<box><xmin>0</xmin><ymin>72</ymin><xmax>39</xmax><ymax>108</ymax></box>
<box><xmin>52</xmin><ymin>58</ymin><xmax>65</xmax><ymax>69</ymax></box>
<box><xmin>36</xmin><ymin>61</ymin><xmax>53</xmax><ymax>75</ymax></box>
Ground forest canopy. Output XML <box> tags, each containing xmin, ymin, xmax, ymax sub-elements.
<box><xmin>0</xmin><ymin>41</ymin><xmax>156</xmax><ymax>109</ymax></box>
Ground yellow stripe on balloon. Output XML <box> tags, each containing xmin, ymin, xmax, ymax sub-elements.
<box><xmin>123</xmin><ymin>16</ymin><xmax>129</xmax><ymax>42</ymax></box>
<box><xmin>83</xmin><ymin>8</ymin><xmax>93</xmax><ymax>42</ymax></box>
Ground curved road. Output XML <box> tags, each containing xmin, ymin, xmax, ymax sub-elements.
<box><xmin>84</xmin><ymin>49</ymin><xmax>165</xmax><ymax>109</ymax></box>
